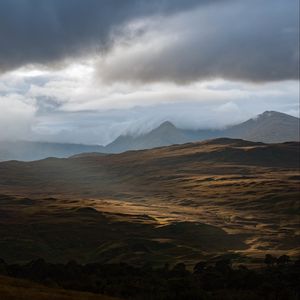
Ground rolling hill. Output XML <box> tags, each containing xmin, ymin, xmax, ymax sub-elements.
<box><xmin>0</xmin><ymin>138</ymin><xmax>299</xmax><ymax>265</ymax></box>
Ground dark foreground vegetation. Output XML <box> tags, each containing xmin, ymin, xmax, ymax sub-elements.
<box><xmin>0</xmin><ymin>255</ymin><xmax>299</xmax><ymax>300</ymax></box>
<box><xmin>0</xmin><ymin>275</ymin><xmax>118</xmax><ymax>300</ymax></box>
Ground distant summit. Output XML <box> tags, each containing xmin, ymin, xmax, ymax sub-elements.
<box><xmin>255</xmin><ymin>110</ymin><xmax>288</xmax><ymax>119</ymax></box>
<box><xmin>225</xmin><ymin>110</ymin><xmax>299</xmax><ymax>143</ymax></box>
<box><xmin>156</xmin><ymin>121</ymin><xmax>176</xmax><ymax>130</ymax></box>
<box><xmin>105</xmin><ymin>120</ymin><xmax>188</xmax><ymax>153</ymax></box>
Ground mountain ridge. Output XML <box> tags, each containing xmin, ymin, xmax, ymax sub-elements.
<box><xmin>0</xmin><ymin>110</ymin><xmax>298</xmax><ymax>161</ymax></box>
<box><xmin>106</xmin><ymin>110</ymin><xmax>299</xmax><ymax>153</ymax></box>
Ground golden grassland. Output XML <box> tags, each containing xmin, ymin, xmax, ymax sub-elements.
<box><xmin>0</xmin><ymin>139</ymin><xmax>299</xmax><ymax>264</ymax></box>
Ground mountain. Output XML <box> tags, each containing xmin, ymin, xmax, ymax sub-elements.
<box><xmin>0</xmin><ymin>141</ymin><xmax>105</xmax><ymax>162</ymax></box>
<box><xmin>0</xmin><ymin>122</ymin><xmax>187</xmax><ymax>161</ymax></box>
<box><xmin>105</xmin><ymin>121</ymin><xmax>189</xmax><ymax>153</ymax></box>
<box><xmin>0</xmin><ymin>111</ymin><xmax>298</xmax><ymax>161</ymax></box>
<box><xmin>107</xmin><ymin>111</ymin><xmax>299</xmax><ymax>153</ymax></box>
<box><xmin>224</xmin><ymin>111</ymin><xmax>300</xmax><ymax>143</ymax></box>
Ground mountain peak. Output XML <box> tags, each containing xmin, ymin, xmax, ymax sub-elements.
<box><xmin>150</xmin><ymin>121</ymin><xmax>179</xmax><ymax>136</ymax></box>
<box><xmin>257</xmin><ymin>110</ymin><xmax>293</xmax><ymax>119</ymax></box>
<box><xmin>157</xmin><ymin>121</ymin><xmax>176</xmax><ymax>130</ymax></box>
<box><xmin>260</xmin><ymin>111</ymin><xmax>279</xmax><ymax>117</ymax></box>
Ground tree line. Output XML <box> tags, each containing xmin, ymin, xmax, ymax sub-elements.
<box><xmin>0</xmin><ymin>254</ymin><xmax>299</xmax><ymax>300</ymax></box>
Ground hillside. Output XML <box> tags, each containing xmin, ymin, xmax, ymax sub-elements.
<box><xmin>1</xmin><ymin>260</ymin><xmax>299</xmax><ymax>300</ymax></box>
<box><xmin>0</xmin><ymin>275</ymin><xmax>119</xmax><ymax>300</ymax></box>
<box><xmin>0</xmin><ymin>138</ymin><xmax>299</xmax><ymax>264</ymax></box>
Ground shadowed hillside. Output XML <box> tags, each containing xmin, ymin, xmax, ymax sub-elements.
<box><xmin>1</xmin><ymin>258</ymin><xmax>299</xmax><ymax>300</ymax></box>
<box><xmin>0</xmin><ymin>275</ymin><xmax>119</xmax><ymax>300</ymax></box>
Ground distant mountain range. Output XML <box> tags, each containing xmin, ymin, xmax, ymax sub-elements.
<box><xmin>0</xmin><ymin>111</ymin><xmax>299</xmax><ymax>161</ymax></box>
<box><xmin>105</xmin><ymin>110</ymin><xmax>299</xmax><ymax>152</ymax></box>
<box><xmin>0</xmin><ymin>141</ymin><xmax>105</xmax><ymax>162</ymax></box>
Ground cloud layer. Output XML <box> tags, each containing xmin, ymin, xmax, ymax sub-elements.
<box><xmin>0</xmin><ymin>0</ymin><xmax>298</xmax><ymax>83</ymax></box>
<box><xmin>98</xmin><ymin>0</ymin><xmax>299</xmax><ymax>83</ymax></box>
<box><xmin>1</xmin><ymin>66</ymin><xmax>298</xmax><ymax>144</ymax></box>
<box><xmin>0</xmin><ymin>0</ymin><xmax>205</xmax><ymax>73</ymax></box>
<box><xmin>0</xmin><ymin>0</ymin><xmax>298</xmax><ymax>144</ymax></box>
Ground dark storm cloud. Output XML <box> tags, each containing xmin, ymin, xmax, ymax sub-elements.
<box><xmin>99</xmin><ymin>0</ymin><xmax>299</xmax><ymax>83</ymax></box>
<box><xmin>0</xmin><ymin>0</ymin><xmax>212</xmax><ymax>72</ymax></box>
<box><xmin>0</xmin><ymin>0</ymin><xmax>298</xmax><ymax>83</ymax></box>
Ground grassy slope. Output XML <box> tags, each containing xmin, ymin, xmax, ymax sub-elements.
<box><xmin>0</xmin><ymin>194</ymin><xmax>246</xmax><ymax>265</ymax></box>
<box><xmin>0</xmin><ymin>276</ymin><xmax>119</xmax><ymax>300</ymax></box>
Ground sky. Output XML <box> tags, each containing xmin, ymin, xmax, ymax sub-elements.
<box><xmin>0</xmin><ymin>0</ymin><xmax>299</xmax><ymax>145</ymax></box>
